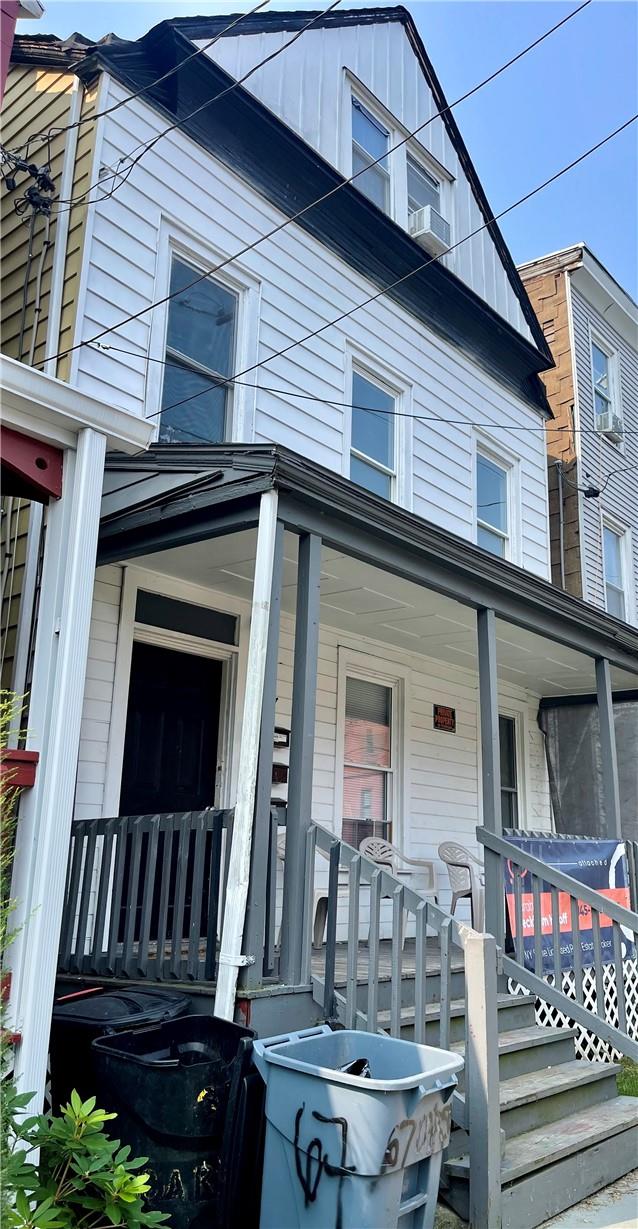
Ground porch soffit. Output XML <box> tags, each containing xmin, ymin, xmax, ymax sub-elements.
<box><xmin>98</xmin><ymin>444</ymin><xmax>638</xmax><ymax>678</ymax></box>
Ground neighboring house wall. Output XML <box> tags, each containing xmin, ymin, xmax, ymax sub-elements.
<box><xmin>570</xmin><ymin>282</ymin><xmax>638</xmax><ymax>623</ymax></box>
<box><xmin>74</xmin><ymin>564</ymin><xmax>552</xmax><ymax>915</ymax></box>
<box><xmin>522</xmin><ymin>269</ymin><xmax>581</xmax><ymax>597</ymax></box>
<box><xmin>0</xmin><ymin>498</ymin><xmax>31</xmax><ymax>689</ymax></box>
<box><xmin>74</xmin><ymin>82</ymin><xmax>550</xmax><ymax>577</ymax></box>
<box><xmin>0</xmin><ymin>63</ymin><xmax>73</xmax><ymax>363</ymax></box>
<box><xmin>55</xmin><ymin>80</ymin><xmax>100</xmax><ymax>381</ymax></box>
<box><xmin>204</xmin><ymin>21</ymin><xmax>535</xmax><ymax>342</ymax></box>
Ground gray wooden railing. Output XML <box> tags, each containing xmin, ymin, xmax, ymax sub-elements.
<box><xmin>479</xmin><ymin>829</ymin><xmax>638</xmax><ymax>1062</ymax></box>
<box><xmin>303</xmin><ymin>822</ymin><xmax>502</xmax><ymax>1229</ymax></box>
<box><xmin>58</xmin><ymin>809</ymin><xmax>235</xmax><ymax>982</ymax></box>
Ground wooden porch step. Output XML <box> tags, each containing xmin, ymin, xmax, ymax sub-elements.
<box><xmin>445</xmin><ymin>1094</ymin><xmax>638</xmax><ymax>1185</ymax></box>
<box><xmin>376</xmin><ymin>992</ymin><xmax>535</xmax><ymax>1030</ymax></box>
<box><xmin>450</xmin><ymin>1023</ymin><xmax>578</xmax><ymax>1083</ymax></box>
<box><xmin>498</xmin><ymin>1059</ymin><xmax>621</xmax><ymax>1112</ymax></box>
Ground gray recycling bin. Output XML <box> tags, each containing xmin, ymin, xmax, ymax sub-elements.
<box><xmin>252</xmin><ymin>1025</ymin><xmax>463</xmax><ymax>1229</ymax></box>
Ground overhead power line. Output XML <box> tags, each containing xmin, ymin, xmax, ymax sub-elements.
<box><xmin>39</xmin><ymin>0</ymin><xmax>594</xmax><ymax>368</ymax></box>
<box><xmin>13</xmin><ymin>1</ymin><xmax>272</xmax><ymax>155</ymax></box>
<box><xmin>90</xmin><ymin>343</ymin><xmax>638</xmax><ymax>437</ymax></box>
<box><xmin>152</xmin><ymin>115</ymin><xmax>638</xmax><ymax>425</ymax></box>
<box><xmin>50</xmin><ymin>0</ymin><xmax>344</xmax><ymax>213</ymax></box>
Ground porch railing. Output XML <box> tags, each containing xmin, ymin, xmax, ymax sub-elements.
<box><xmin>304</xmin><ymin>821</ymin><xmax>502</xmax><ymax>1229</ymax></box>
<box><xmin>479</xmin><ymin>828</ymin><xmax>638</xmax><ymax>1062</ymax></box>
<box><xmin>58</xmin><ymin>809</ymin><xmax>235</xmax><ymax>982</ymax></box>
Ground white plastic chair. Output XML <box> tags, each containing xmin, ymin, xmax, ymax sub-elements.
<box><xmin>276</xmin><ymin>833</ymin><xmax>336</xmax><ymax>948</ymax></box>
<box><xmin>359</xmin><ymin>836</ymin><xmax>438</xmax><ymax>902</ymax></box>
<box><xmin>438</xmin><ymin>841</ymin><xmax>484</xmax><ymax>930</ymax></box>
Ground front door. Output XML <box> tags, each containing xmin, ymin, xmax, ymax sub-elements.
<box><xmin>118</xmin><ymin>641</ymin><xmax>224</xmax><ymax>944</ymax></box>
<box><xmin>120</xmin><ymin>641</ymin><xmax>222</xmax><ymax>815</ymax></box>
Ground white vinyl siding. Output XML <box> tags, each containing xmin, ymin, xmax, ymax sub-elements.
<box><xmin>203</xmin><ymin>22</ymin><xmax>536</xmax><ymax>340</ymax></box>
<box><xmin>570</xmin><ymin>284</ymin><xmax>638</xmax><ymax>623</ymax></box>
<box><xmin>77</xmin><ymin>80</ymin><xmax>550</xmax><ymax>579</ymax></box>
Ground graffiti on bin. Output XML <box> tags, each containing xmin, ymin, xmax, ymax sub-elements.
<box><xmin>293</xmin><ymin>1102</ymin><xmax>357</xmax><ymax>1228</ymax></box>
<box><xmin>381</xmin><ymin>1099</ymin><xmax>451</xmax><ymax>1173</ymax></box>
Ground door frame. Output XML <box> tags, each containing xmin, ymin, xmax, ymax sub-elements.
<box><xmin>103</xmin><ymin>564</ymin><xmax>249</xmax><ymax>816</ymax></box>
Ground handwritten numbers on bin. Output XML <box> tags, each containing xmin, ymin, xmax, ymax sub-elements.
<box><xmin>381</xmin><ymin>1099</ymin><xmax>451</xmax><ymax>1173</ymax></box>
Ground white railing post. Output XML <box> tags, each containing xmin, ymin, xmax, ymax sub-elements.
<box><xmin>465</xmin><ymin>930</ymin><xmax>502</xmax><ymax>1229</ymax></box>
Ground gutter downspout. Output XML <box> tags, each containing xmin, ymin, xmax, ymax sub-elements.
<box><xmin>44</xmin><ymin>76</ymin><xmax>82</xmax><ymax>376</ymax></box>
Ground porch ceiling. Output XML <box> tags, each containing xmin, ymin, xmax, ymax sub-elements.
<box><xmin>131</xmin><ymin>532</ymin><xmax>637</xmax><ymax>697</ymax></box>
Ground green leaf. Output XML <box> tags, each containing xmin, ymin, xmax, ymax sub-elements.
<box><xmin>104</xmin><ymin>1204</ymin><xmax>123</xmax><ymax>1225</ymax></box>
<box><xmin>69</xmin><ymin>1090</ymin><xmax>82</xmax><ymax>1116</ymax></box>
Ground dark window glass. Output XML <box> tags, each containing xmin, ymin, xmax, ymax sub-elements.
<box><xmin>135</xmin><ymin>591</ymin><xmax>238</xmax><ymax>645</ymax></box>
<box><xmin>499</xmin><ymin>714</ymin><xmax>518</xmax><ymax>825</ymax></box>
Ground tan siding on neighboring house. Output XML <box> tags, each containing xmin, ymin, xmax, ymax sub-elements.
<box><xmin>0</xmin><ymin>65</ymin><xmax>74</xmax><ymax>364</ymax></box>
<box><xmin>56</xmin><ymin>82</ymin><xmax>99</xmax><ymax>380</ymax></box>
<box><xmin>520</xmin><ymin>268</ymin><xmax>582</xmax><ymax>598</ymax></box>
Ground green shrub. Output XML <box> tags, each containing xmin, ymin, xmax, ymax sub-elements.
<box><xmin>1</xmin><ymin>1087</ymin><xmax>168</xmax><ymax>1229</ymax></box>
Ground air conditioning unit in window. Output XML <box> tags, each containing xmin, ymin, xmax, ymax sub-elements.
<box><xmin>409</xmin><ymin>205</ymin><xmax>451</xmax><ymax>255</ymax></box>
<box><xmin>596</xmin><ymin>411</ymin><xmax>623</xmax><ymax>442</ymax></box>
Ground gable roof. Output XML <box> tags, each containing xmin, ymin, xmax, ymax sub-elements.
<box><xmin>166</xmin><ymin>5</ymin><xmax>552</xmax><ymax>359</ymax></box>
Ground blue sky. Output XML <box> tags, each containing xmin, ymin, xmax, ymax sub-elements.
<box><xmin>21</xmin><ymin>1</ymin><xmax>638</xmax><ymax>297</ymax></box>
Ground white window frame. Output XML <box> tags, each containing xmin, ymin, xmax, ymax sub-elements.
<box><xmin>344</xmin><ymin>344</ymin><xmax>413</xmax><ymax>509</ymax></box>
<box><xmin>601</xmin><ymin>515</ymin><xmax>631</xmax><ymax>622</ymax></box>
<box><xmin>342</xmin><ymin>71</ymin><xmax>453</xmax><ymax>241</ymax></box>
<box><xmin>334</xmin><ymin>647</ymin><xmax>409</xmax><ymax>851</ymax></box>
<box><xmin>472</xmin><ymin>432</ymin><xmax>521</xmax><ymax>564</ymax></box>
<box><xmin>477</xmin><ymin>696</ymin><xmax>531</xmax><ymax>829</ymax></box>
<box><xmin>350</xmin><ymin>94</ymin><xmax>392</xmax><ymax>215</ymax></box>
<box><xmin>589</xmin><ymin>329</ymin><xmax>623</xmax><ymax>442</ymax></box>
<box><xmin>146</xmin><ymin>218</ymin><xmax>261</xmax><ymax>444</ymax></box>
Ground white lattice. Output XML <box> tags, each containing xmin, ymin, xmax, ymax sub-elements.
<box><xmin>508</xmin><ymin>958</ymin><xmax>638</xmax><ymax>1062</ymax></box>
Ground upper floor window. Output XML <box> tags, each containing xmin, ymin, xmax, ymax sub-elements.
<box><xmin>407</xmin><ymin>155</ymin><xmax>440</xmax><ymax>217</ymax></box>
<box><xmin>350</xmin><ymin>369</ymin><xmax>395</xmax><ymax>499</ymax></box>
<box><xmin>351</xmin><ymin>97</ymin><xmax>390</xmax><ymax>213</ymax></box>
<box><xmin>602</xmin><ymin>523</ymin><xmax>627</xmax><ymax>619</ymax></box>
<box><xmin>591</xmin><ymin>339</ymin><xmax>622</xmax><ymax>440</ymax></box>
<box><xmin>159</xmin><ymin>255</ymin><xmax>237</xmax><ymax>444</ymax></box>
<box><xmin>476</xmin><ymin>451</ymin><xmax>509</xmax><ymax>557</ymax></box>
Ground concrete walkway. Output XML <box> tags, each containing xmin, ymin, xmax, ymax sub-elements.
<box><xmin>435</xmin><ymin>1170</ymin><xmax>638</xmax><ymax>1229</ymax></box>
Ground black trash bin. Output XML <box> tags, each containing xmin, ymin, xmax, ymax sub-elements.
<box><xmin>49</xmin><ymin>987</ymin><xmax>190</xmax><ymax>1113</ymax></box>
<box><xmin>91</xmin><ymin>1013</ymin><xmax>263</xmax><ymax>1229</ymax></box>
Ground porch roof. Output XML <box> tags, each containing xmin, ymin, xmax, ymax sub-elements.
<box><xmin>99</xmin><ymin>443</ymin><xmax>638</xmax><ymax>677</ymax></box>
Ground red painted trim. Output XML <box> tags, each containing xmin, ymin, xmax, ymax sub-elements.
<box><xmin>0</xmin><ymin>748</ymin><xmax>39</xmax><ymax>788</ymax></box>
<box><xmin>0</xmin><ymin>425</ymin><xmax>63</xmax><ymax>500</ymax></box>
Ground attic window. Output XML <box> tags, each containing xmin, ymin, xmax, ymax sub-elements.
<box><xmin>407</xmin><ymin>156</ymin><xmax>440</xmax><ymax>216</ymax></box>
<box><xmin>351</xmin><ymin>97</ymin><xmax>390</xmax><ymax>213</ymax></box>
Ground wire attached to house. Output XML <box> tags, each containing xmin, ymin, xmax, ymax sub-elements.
<box><xmin>37</xmin><ymin>0</ymin><xmax>603</xmax><ymax>373</ymax></box>
<box><xmin>49</xmin><ymin>0</ymin><xmax>344</xmax><ymax>214</ymax></box>
<box><xmin>558</xmin><ymin>459</ymin><xmax>638</xmax><ymax>500</ymax></box>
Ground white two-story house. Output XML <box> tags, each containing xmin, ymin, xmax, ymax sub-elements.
<box><xmin>3</xmin><ymin>11</ymin><xmax>638</xmax><ymax>1222</ymax></box>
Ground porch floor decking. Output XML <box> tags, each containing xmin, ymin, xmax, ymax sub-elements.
<box><xmin>310</xmin><ymin>936</ymin><xmax>465</xmax><ymax>985</ymax></box>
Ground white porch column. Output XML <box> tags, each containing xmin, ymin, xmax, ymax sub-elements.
<box><xmin>9</xmin><ymin>427</ymin><xmax>106</xmax><ymax>1106</ymax></box>
<box><xmin>215</xmin><ymin>489</ymin><xmax>279</xmax><ymax>1021</ymax></box>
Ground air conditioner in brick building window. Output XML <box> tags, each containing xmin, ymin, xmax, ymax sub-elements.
<box><xmin>409</xmin><ymin>205</ymin><xmax>451</xmax><ymax>255</ymax></box>
<box><xmin>596</xmin><ymin>410</ymin><xmax>624</xmax><ymax>442</ymax></box>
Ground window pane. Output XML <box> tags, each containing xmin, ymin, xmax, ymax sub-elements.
<box><xmin>501</xmin><ymin>790</ymin><xmax>517</xmax><ymax>827</ymax></box>
<box><xmin>159</xmin><ymin>358</ymin><xmax>226</xmax><ymax>443</ymax></box>
<box><xmin>407</xmin><ymin>156</ymin><xmax>440</xmax><ymax>214</ymax></box>
<box><xmin>499</xmin><ymin>716</ymin><xmax>517</xmax><ymax>790</ymax></box>
<box><xmin>592</xmin><ymin>344</ymin><xmax>610</xmax><ymax>395</ymax></box>
<box><xmin>595</xmin><ymin>391</ymin><xmax>611</xmax><ymax>418</ymax></box>
<box><xmin>606</xmin><ymin>585</ymin><xmax>625</xmax><ymax>619</ymax></box>
<box><xmin>352</xmin><ymin>372</ymin><xmax>394</xmax><ymax>467</ymax></box>
<box><xmin>477</xmin><ymin>524</ymin><xmax>505</xmax><ymax>557</ymax></box>
<box><xmin>345</xmin><ymin>677</ymin><xmax>391</xmax><ymax>767</ymax></box>
<box><xmin>352</xmin><ymin>99</ymin><xmax>389</xmax><ymax>163</ymax></box>
<box><xmin>352</xmin><ymin>146</ymin><xmax>389</xmax><ymax>211</ymax></box>
<box><xmin>166</xmin><ymin>258</ymin><xmax>236</xmax><ymax>377</ymax></box>
<box><xmin>603</xmin><ymin>527</ymin><xmax>623</xmax><ymax>588</ymax></box>
<box><xmin>350</xmin><ymin>455</ymin><xmax>392</xmax><ymax>499</ymax></box>
<box><xmin>477</xmin><ymin>454</ymin><xmax>508</xmax><ymax>533</ymax></box>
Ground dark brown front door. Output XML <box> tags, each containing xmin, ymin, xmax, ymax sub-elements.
<box><xmin>119</xmin><ymin>641</ymin><xmax>222</xmax><ymax>815</ymax></box>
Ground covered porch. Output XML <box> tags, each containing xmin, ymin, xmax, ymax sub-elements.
<box><xmin>58</xmin><ymin>444</ymin><xmax>637</xmax><ymax>1000</ymax></box>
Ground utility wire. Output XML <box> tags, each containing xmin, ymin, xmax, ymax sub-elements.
<box><xmin>151</xmin><ymin>114</ymin><xmax>638</xmax><ymax>426</ymax></box>
<box><xmin>50</xmin><ymin>0</ymin><xmax>344</xmax><ymax>213</ymax></box>
<box><xmin>90</xmin><ymin>342</ymin><xmax>638</xmax><ymax>436</ymax></box>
